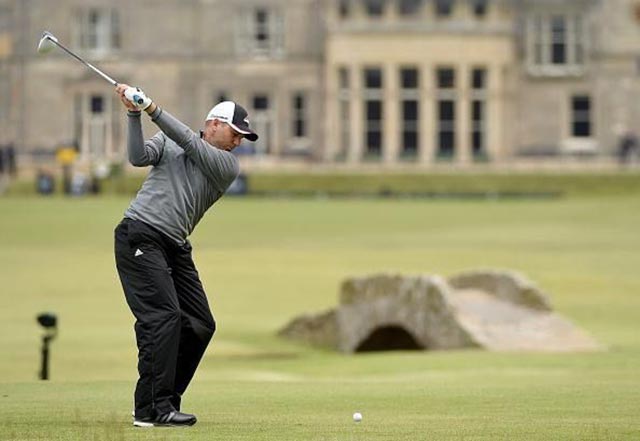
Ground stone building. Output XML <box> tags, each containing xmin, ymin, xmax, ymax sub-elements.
<box><xmin>0</xmin><ymin>0</ymin><xmax>324</xmax><ymax>168</ymax></box>
<box><xmin>325</xmin><ymin>0</ymin><xmax>640</xmax><ymax>164</ymax></box>
<box><xmin>0</xmin><ymin>0</ymin><xmax>639</xmax><ymax>168</ymax></box>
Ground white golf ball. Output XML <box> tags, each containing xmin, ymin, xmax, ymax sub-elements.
<box><xmin>353</xmin><ymin>412</ymin><xmax>362</xmax><ymax>422</ymax></box>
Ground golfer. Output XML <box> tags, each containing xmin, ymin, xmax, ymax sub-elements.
<box><xmin>113</xmin><ymin>84</ymin><xmax>257</xmax><ymax>427</ymax></box>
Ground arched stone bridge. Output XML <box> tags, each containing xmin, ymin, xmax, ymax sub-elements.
<box><xmin>278</xmin><ymin>270</ymin><xmax>602</xmax><ymax>353</ymax></box>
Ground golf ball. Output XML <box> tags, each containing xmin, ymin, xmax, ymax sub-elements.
<box><xmin>353</xmin><ymin>412</ymin><xmax>362</xmax><ymax>422</ymax></box>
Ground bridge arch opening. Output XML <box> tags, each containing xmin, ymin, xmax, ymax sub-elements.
<box><xmin>355</xmin><ymin>325</ymin><xmax>424</xmax><ymax>352</ymax></box>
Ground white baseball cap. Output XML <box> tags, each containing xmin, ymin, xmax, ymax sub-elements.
<box><xmin>206</xmin><ymin>101</ymin><xmax>258</xmax><ymax>141</ymax></box>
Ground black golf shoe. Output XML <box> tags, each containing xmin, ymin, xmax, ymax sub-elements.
<box><xmin>133</xmin><ymin>410</ymin><xmax>197</xmax><ymax>427</ymax></box>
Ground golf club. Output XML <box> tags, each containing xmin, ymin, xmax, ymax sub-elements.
<box><xmin>37</xmin><ymin>31</ymin><xmax>118</xmax><ymax>86</ymax></box>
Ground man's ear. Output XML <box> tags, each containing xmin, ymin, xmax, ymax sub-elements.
<box><xmin>205</xmin><ymin>119</ymin><xmax>218</xmax><ymax>132</ymax></box>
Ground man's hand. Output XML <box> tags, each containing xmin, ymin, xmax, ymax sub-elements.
<box><xmin>116</xmin><ymin>84</ymin><xmax>153</xmax><ymax>111</ymax></box>
<box><xmin>116</xmin><ymin>84</ymin><xmax>139</xmax><ymax>112</ymax></box>
<box><xmin>124</xmin><ymin>87</ymin><xmax>153</xmax><ymax>110</ymax></box>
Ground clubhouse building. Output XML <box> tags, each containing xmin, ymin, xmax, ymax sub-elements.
<box><xmin>1</xmin><ymin>0</ymin><xmax>639</xmax><ymax>168</ymax></box>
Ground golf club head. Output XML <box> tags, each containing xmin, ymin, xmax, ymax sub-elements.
<box><xmin>37</xmin><ymin>31</ymin><xmax>58</xmax><ymax>54</ymax></box>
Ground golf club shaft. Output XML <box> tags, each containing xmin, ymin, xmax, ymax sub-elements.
<box><xmin>51</xmin><ymin>39</ymin><xmax>118</xmax><ymax>86</ymax></box>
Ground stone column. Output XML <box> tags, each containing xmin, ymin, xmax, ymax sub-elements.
<box><xmin>419</xmin><ymin>63</ymin><xmax>435</xmax><ymax>164</ymax></box>
<box><xmin>487</xmin><ymin>64</ymin><xmax>504</xmax><ymax>163</ymax></box>
<box><xmin>384</xmin><ymin>63</ymin><xmax>399</xmax><ymax>164</ymax></box>
<box><xmin>324</xmin><ymin>63</ymin><xmax>340</xmax><ymax>162</ymax></box>
<box><xmin>348</xmin><ymin>64</ymin><xmax>363</xmax><ymax>164</ymax></box>
<box><xmin>456</xmin><ymin>64</ymin><xmax>471</xmax><ymax>164</ymax></box>
<box><xmin>272</xmin><ymin>86</ymin><xmax>283</xmax><ymax>158</ymax></box>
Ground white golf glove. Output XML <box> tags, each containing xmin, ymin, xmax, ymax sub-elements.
<box><xmin>124</xmin><ymin>87</ymin><xmax>153</xmax><ymax>110</ymax></box>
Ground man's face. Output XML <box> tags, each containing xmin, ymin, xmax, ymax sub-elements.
<box><xmin>204</xmin><ymin>119</ymin><xmax>244</xmax><ymax>151</ymax></box>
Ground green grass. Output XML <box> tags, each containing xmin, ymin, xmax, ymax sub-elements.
<box><xmin>0</xmin><ymin>194</ymin><xmax>639</xmax><ymax>440</ymax></box>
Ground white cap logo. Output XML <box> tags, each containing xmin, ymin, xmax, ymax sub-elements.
<box><xmin>206</xmin><ymin>101</ymin><xmax>235</xmax><ymax>122</ymax></box>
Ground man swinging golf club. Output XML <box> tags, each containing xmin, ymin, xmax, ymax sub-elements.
<box><xmin>114</xmin><ymin>84</ymin><xmax>258</xmax><ymax>427</ymax></box>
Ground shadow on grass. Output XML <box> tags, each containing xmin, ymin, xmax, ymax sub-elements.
<box><xmin>216</xmin><ymin>352</ymin><xmax>299</xmax><ymax>361</ymax></box>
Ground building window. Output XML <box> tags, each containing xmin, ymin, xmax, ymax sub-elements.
<box><xmin>364</xmin><ymin>0</ymin><xmax>386</xmax><ymax>17</ymax></box>
<box><xmin>253</xmin><ymin>95</ymin><xmax>270</xmax><ymax>110</ymax></box>
<box><xmin>471</xmin><ymin>100</ymin><xmax>484</xmax><ymax>156</ymax></box>
<box><xmin>402</xmin><ymin>101</ymin><xmax>419</xmax><ymax>159</ymax></box>
<box><xmin>471</xmin><ymin>68</ymin><xmax>487</xmax><ymax>159</ymax></box>
<box><xmin>364</xmin><ymin>68</ymin><xmax>383</xmax><ymax>159</ymax></box>
<box><xmin>365</xmin><ymin>101</ymin><xmax>383</xmax><ymax>156</ymax></box>
<box><xmin>255</xmin><ymin>9</ymin><xmax>270</xmax><ymax>49</ymax></box>
<box><xmin>292</xmin><ymin>93</ymin><xmax>308</xmax><ymax>138</ymax></box>
<box><xmin>400</xmin><ymin>67</ymin><xmax>420</xmax><ymax>159</ymax></box>
<box><xmin>436</xmin><ymin>67</ymin><xmax>456</xmax><ymax>159</ymax></box>
<box><xmin>238</xmin><ymin>7</ymin><xmax>285</xmax><ymax>58</ymax></box>
<box><xmin>251</xmin><ymin>94</ymin><xmax>272</xmax><ymax>154</ymax></box>
<box><xmin>437</xmin><ymin>67</ymin><xmax>455</xmax><ymax>89</ymax></box>
<box><xmin>470</xmin><ymin>0</ymin><xmax>487</xmax><ymax>17</ymax></box>
<box><xmin>365</xmin><ymin>68</ymin><xmax>383</xmax><ymax>89</ymax></box>
<box><xmin>401</xmin><ymin>67</ymin><xmax>419</xmax><ymax>89</ymax></box>
<box><xmin>435</xmin><ymin>0</ymin><xmax>454</xmax><ymax>17</ymax></box>
<box><xmin>551</xmin><ymin>16</ymin><xmax>566</xmax><ymax>64</ymax></box>
<box><xmin>75</xmin><ymin>7</ymin><xmax>120</xmax><ymax>53</ymax></box>
<box><xmin>571</xmin><ymin>95</ymin><xmax>592</xmax><ymax>137</ymax></box>
<box><xmin>399</xmin><ymin>0</ymin><xmax>423</xmax><ymax>16</ymax></box>
<box><xmin>91</xmin><ymin>96</ymin><xmax>104</xmax><ymax>114</ymax></box>
<box><xmin>471</xmin><ymin>67</ymin><xmax>486</xmax><ymax>89</ymax></box>
<box><xmin>526</xmin><ymin>12</ymin><xmax>586</xmax><ymax>75</ymax></box>
<box><xmin>438</xmin><ymin>101</ymin><xmax>455</xmax><ymax>158</ymax></box>
<box><xmin>338</xmin><ymin>0</ymin><xmax>351</xmax><ymax>18</ymax></box>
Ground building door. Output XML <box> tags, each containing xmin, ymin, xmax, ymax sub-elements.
<box><xmin>75</xmin><ymin>92</ymin><xmax>113</xmax><ymax>162</ymax></box>
<box><xmin>251</xmin><ymin>94</ymin><xmax>272</xmax><ymax>155</ymax></box>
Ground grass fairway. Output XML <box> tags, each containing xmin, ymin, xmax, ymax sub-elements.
<box><xmin>0</xmin><ymin>194</ymin><xmax>639</xmax><ymax>440</ymax></box>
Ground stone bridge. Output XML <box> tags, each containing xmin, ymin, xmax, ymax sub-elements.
<box><xmin>278</xmin><ymin>270</ymin><xmax>602</xmax><ymax>353</ymax></box>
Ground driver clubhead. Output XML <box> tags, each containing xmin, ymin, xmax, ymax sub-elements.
<box><xmin>37</xmin><ymin>31</ymin><xmax>58</xmax><ymax>54</ymax></box>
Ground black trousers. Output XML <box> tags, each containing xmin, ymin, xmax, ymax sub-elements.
<box><xmin>114</xmin><ymin>218</ymin><xmax>215</xmax><ymax>418</ymax></box>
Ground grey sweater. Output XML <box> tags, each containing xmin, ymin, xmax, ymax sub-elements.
<box><xmin>123</xmin><ymin>107</ymin><xmax>240</xmax><ymax>245</ymax></box>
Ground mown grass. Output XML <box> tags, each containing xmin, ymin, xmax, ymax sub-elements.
<box><xmin>0</xmin><ymin>193</ymin><xmax>639</xmax><ymax>440</ymax></box>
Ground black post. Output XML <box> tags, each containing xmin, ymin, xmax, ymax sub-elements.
<box><xmin>40</xmin><ymin>336</ymin><xmax>51</xmax><ymax>380</ymax></box>
<box><xmin>36</xmin><ymin>313</ymin><xmax>57</xmax><ymax>381</ymax></box>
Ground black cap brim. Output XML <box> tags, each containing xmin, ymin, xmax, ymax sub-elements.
<box><xmin>229</xmin><ymin>122</ymin><xmax>258</xmax><ymax>142</ymax></box>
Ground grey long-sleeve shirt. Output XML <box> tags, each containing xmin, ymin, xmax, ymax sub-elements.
<box><xmin>123</xmin><ymin>107</ymin><xmax>240</xmax><ymax>245</ymax></box>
